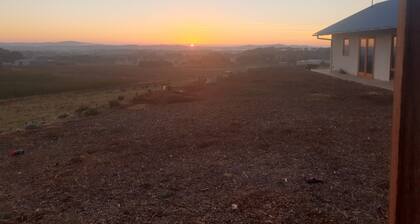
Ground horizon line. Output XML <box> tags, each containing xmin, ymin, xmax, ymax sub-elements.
<box><xmin>0</xmin><ymin>40</ymin><xmax>328</xmax><ymax>48</ymax></box>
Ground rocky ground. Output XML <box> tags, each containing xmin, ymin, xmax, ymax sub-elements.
<box><xmin>0</xmin><ymin>67</ymin><xmax>393</xmax><ymax>224</ymax></box>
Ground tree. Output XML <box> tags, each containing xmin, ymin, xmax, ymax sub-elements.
<box><xmin>0</xmin><ymin>48</ymin><xmax>24</xmax><ymax>63</ymax></box>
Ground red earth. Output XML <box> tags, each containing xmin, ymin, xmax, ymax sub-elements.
<box><xmin>0</xmin><ymin>67</ymin><xmax>393</xmax><ymax>224</ymax></box>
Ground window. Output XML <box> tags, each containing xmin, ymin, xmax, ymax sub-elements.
<box><xmin>343</xmin><ymin>38</ymin><xmax>350</xmax><ymax>56</ymax></box>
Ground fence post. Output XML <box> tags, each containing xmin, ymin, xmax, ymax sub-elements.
<box><xmin>389</xmin><ymin>0</ymin><xmax>420</xmax><ymax>223</ymax></box>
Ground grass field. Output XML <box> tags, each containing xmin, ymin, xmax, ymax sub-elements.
<box><xmin>0</xmin><ymin>65</ymin><xmax>224</xmax><ymax>132</ymax></box>
<box><xmin>0</xmin><ymin>67</ymin><xmax>127</xmax><ymax>99</ymax></box>
<box><xmin>0</xmin><ymin>86</ymin><xmax>145</xmax><ymax>133</ymax></box>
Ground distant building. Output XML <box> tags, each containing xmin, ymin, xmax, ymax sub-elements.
<box><xmin>314</xmin><ymin>0</ymin><xmax>398</xmax><ymax>81</ymax></box>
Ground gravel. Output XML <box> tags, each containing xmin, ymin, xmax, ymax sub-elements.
<box><xmin>0</xmin><ymin>67</ymin><xmax>392</xmax><ymax>224</ymax></box>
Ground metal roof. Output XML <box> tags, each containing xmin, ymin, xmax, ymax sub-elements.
<box><xmin>314</xmin><ymin>0</ymin><xmax>398</xmax><ymax>36</ymax></box>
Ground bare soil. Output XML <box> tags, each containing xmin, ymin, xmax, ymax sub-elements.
<box><xmin>0</xmin><ymin>67</ymin><xmax>393</xmax><ymax>224</ymax></box>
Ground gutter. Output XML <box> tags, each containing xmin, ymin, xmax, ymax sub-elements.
<box><xmin>314</xmin><ymin>34</ymin><xmax>332</xmax><ymax>41</ymax></box>
<box><xmin>313</xmin><ymin>27</ymin><xmax>397</xmax><ymax>39</ymax></box>
<box><xmin>312</xmin><ymin>34</ymin><xmax>333</xmax><ymax>72</ymax></box>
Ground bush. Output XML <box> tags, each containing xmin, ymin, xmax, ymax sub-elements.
<box><xmin>83</xmin><ymin>108</ymin><xmax>99</xmax><ymax>116</ymax></box>
<box><xmin>109</xmin><ymin>100</ymin><xmax>121</xmax><ymax>108</ymax></box>
<box><xmin>75</xmin><ymin>105</ymin><xmax>89</xmax><ymax>114</ymax></box>
<box><xmin>24</xmin><ymin>121</ymin><xmax>41</xmax><ymax>130</ymax></box>
<box><xmin>57</xmin><ymin>113</ymin><xmax>69</xmax><ymax>119</ymax></box>
<box><xmin>131</xmin><ymin>94</ymin><xmax>148</xmax><ymax>104</ymax></box>
<box><xmin>75</xmin><ymin>105</ymin><xmax>99</xmax><ymax>116</ymax></box>
<box><xmin>118</xmin><ymin>95</ymin><xmax>125</xmax><ymax>101</ymax></box>
<box><xmin>339</xmin><ymin>69</ymin><xmax>347</xmax><ymax>74</ymax></box>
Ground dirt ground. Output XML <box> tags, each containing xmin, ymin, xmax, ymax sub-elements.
<box><xmin>0</xmin><ymin>67</ymin><xmax>393</xmax><ymax>224</ymax></box>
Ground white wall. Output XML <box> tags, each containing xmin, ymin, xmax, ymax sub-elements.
<box><xmin>331</xmin><ymin>30</ymin><xmax>395</xmax><ymax>81</ymax></box>
<box><xmin>374</xmin><ymin>31</ymin><xmax>394</xmax><ymax>81</ymax></box>
<box><xmin>332</xmin><ymin>33</ymin><xmax>359</xmax><ymax>76</ymax></box>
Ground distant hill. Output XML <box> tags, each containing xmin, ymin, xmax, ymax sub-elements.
<box><xmin>0</xmin><ymin>42</ymin><xmax>140</xmax><ymax>54</ymax></box>
<box><xmin>0</xmin><ymin>41</ymin><xmax>324</xmax><ymax>54</ymax></box>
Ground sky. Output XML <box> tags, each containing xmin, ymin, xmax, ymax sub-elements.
<box><xmin>0</xmin><ymin>0</ymin><xmax>386</xmax><ymax>46</ymax></box>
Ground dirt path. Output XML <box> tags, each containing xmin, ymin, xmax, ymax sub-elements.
<box><xmin>0</xmin><ymin>67</ymin><xmax>393</xmax><ymax>224</ymax></box>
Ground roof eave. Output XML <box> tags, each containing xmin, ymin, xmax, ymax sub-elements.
<box><xmin>314</xmin><ymin>26</ymin><xmax>397</xmax><ymax>36</ymax></box>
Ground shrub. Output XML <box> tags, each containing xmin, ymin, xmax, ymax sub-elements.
<box><xmin>339</xmin><ymin>69</ymin><xmax>347</xmax><ymax>74</ymax></box>
<box><xmin>57</xmin><ymin>113</ymin><xmax>69</xmax><ymax>119</ymax></box>
<box><xmin>83</xmin><ymin>108</ymin><xmax>99</xmax><ymax>116</ymax></box>
<box><xmin>109</xmin><ymin>100</ymin><xmax>121</xmax><ymax>108</ymax></box>
<box><xmin>24</xmin><ymin>121</ymin><xmax>41</xmax><ymax>130</ymax></box>
<box><xmin>118</xmin><ymin>95</ymin><xmax>125</xmax><ymax>101</ymax></box>
<box><xmin>131</xmin><ymin>94</ymin><xmax>148</xmax><ymax>104</ymax></box>
<box><xmin>75</xmin><ymin>105</ymin><xmax>99</xmax><ymax>116</ymax></box>
<box><xmin>75</xmin><ymin>105</ymin><xmax>89</xmax><ymax>114</ymax></box>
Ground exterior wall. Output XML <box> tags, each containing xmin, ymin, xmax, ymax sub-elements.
<box><xmin>331</xmin><ymin>30</ymin><xmax>396</xmax><ymax>81</ymax></box>
<box><xmin>374</xmin><ymin>31</ymin><xmax>394</xmax><ymax>81</ymax></box>
<box><xmin>332</xmin><ymin>33</ymin><xmax>360</xmax><ymax>76</ymax></box>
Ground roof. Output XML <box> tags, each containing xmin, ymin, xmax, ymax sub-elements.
<box><xmin>314</xmin><ymin>0</ymin><xmax>398</xmax><ymax>36</ymax></box>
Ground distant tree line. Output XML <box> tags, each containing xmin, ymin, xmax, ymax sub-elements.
<box><xmin>0</xmin><ymin>48</ymin><xmax>24</xmax><ymax>63</ymax></box>
<box><xmin>181</xmin><ymin>52</ymin><xmax>232</xmax><ymax>67</ymax></box>
<box><xmin>235</xmin><ymin>47</ymin><xmax>330</xmax><ymax>66</ymax></box>
<box><xmin>138</xmin><ymin>60</ymin><xmax>173</xmax><ymax>68</ymax></box>
<box><xmin>6</xmin><ymin>47</ymin><xmax>329</xmax><ymax>68</ymax></box>
<box><xmin>133</xmin><ymin>48</ymin><xmax>330</xmax><ymax>68</ymax></box>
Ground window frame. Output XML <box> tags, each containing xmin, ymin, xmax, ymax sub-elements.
<box><xmin>358</xmin><ymin>37</ymin><xmax>376</xmax><ymax>79</ymax></box>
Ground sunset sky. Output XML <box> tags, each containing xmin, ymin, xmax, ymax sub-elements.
<box><xmin>0</xmin><ymin>0</ymin><xmax>386</xmax><ymax>46</ymax></box>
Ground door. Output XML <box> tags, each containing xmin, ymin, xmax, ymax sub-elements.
<box><xmin>358</xmin><ymin>37</ymin><xmax>375</xmax><ymax>79</ymax></box>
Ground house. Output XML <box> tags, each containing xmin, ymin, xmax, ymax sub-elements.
<box><xmin>314</xmin><ymin>0</ymin><xmax>398</xmax><ymax>81</ymax></box>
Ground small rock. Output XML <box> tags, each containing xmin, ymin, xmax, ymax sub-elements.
<box><xmin>231</xmin><ymin>204</ymin><xmax>239</xmax><ymax>210</ymax></box>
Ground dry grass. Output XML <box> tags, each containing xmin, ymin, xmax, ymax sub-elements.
<box><xmin>0</xmin><ymin>86</ymin><xmax>146</xmax><ymax>133</ymax></box>
<box><xmin>0</xmin><ymin>65</ymin><xmax>230</xmax><ymax>133</ymax></box>
<box><xmin>0</xmin><ymin>78</ymin><xmax>206</xmax><ymax>133</ymax></box>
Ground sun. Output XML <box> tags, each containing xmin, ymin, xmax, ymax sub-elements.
<box><xmin>189</xmin><ymin>43</ymin><xmax>195</xmax><ymax>48</ymax></box>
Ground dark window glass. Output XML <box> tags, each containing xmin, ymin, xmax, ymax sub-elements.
<box><xmin>390</xmin><ymin>36</ymin><xmax>397</xmax><ymax>80</ymax></box>
<box><xmin>359</xmin><ymin>38</ymin><xmax>367</xmax><ymax>73</ymax></box>
<box><xmin>343</xmin><ymin>38</ymin><xmax>350</xmax><ymax>56</ymax></box>
<box><xmin>367</xmin><ymin>38</ymin><xmax>375</xmax><ymax>74</ymax></box>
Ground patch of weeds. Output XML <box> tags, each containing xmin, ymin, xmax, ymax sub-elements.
<box><xmin>339</xmin><ymin>69</ymin><xmax>347</xmax><ymax>74</ymax></box>
<box><xmin>75</xmin><ymin>105</ymin><xmax>89</xmax><ymax>114</ymax></box>
<box><xmin>57</xmin><ymin>113</ymin><xmax>69</xmax><ymax>119</ymax></box>
<box><xmin>109</xmin><ymin>100</ymin><xmax>121</xmax><ymax>108</ymax></box>
<box><xmin>131</xmin><ymin>93</ymin><xmax>149</xmax><ymax>104</ymax></box>
<box><xmin>83</xmin><ymin>108</ymin><xmax>99</xmax><ymax>116</ymax></box>
<box><xmin>75</xmin><ymin>105</ymin><xmax>99</xmax><ymax>116</ymax></box>
<box><xmin>0</xmin><ymin>212</ymin><xmax>12</xmax><ymax>220</ymax></box>
<box><xmin>24</xmin><ymin>121</ymin><xmax>41</xmax><ymax>130</ymax></box>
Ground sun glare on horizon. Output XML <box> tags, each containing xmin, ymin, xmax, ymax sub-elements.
<box><xmin>0</xmin><ymin>0</ymin><xmax>378</xmax><ymax>46</ymax></box>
